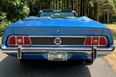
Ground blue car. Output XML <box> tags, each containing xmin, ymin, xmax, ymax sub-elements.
<box><xmin>0</xmin><ymin>9</ymin><xmax>115</xmax><ymax>64</ymax></box>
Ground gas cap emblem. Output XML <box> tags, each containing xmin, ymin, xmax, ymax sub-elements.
<box><xmin>54</xmin><ymin>37</ymin><xmax>62</xmax><ymax>45</ymax></box>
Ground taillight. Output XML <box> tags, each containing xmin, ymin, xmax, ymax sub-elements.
<box><xmin>84</xmin><ymin>37</ymin><xmax>91</xmax><ymax>45</ymax></box>
<box><xmin>100</xmin><ymin>37</ymin><xmax>107</xmax><ymax>45</ymax></box>
<box><xmin>84</xmin><ymin>36</ymin><xmax>107</xmax><ymax>46</ymax></box>
<box><xmin>24</xmin><ymin>37</ymin><xmax>31</xmax><ymax>45</ymax></box>
<box><xmin>8</xmin><ymin>36</ymin><xmax>16</xmax><ymax>46</ymax></box>
<box><xmin>8</xmin><ymin>36</ymin><xmax>31</xmax><ymax>46</ymax></box>
<box><xmin>92</xmin><ymin>37</ymin><xmax>99</xmax><ymax>45</ymax></box>
<box><xmin>17</xmin><ymin>36</ymin><xmax>23</xmax><ymax>45</ymax></box>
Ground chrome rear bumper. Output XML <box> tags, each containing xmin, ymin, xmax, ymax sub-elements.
<box><xmin>0</xmin><ymin>45</ymin><xmax>115</xmax><ymax>60</ymax></box>
<box><xmin>1</xmin><ymin>45</ymin><xmax>115</xmax><ymax>56</ymax></box>
<box><xmin>0</xmin><ymin>45</ymin><xmax>115</xmax><ymax>51</ymax></box>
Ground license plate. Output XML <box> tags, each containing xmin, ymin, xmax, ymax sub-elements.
<box><xmin>48</xmin><ymin>52</ymin><xmax>67</xmax><ymax>61</ymax></box>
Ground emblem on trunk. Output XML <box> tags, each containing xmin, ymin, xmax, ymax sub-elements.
<box><xmin>54</xmin><ymin>37</ymin><xmax>62</xmax><ymax>45</ymax></box>
<box><xmin>90</xmin><ymin>29</ymin><xmax>99</xmax><ymax>33</ymax></box>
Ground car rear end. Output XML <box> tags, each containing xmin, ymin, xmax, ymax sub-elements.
<box><xmin>0</xmin><ymin>24</ymin><xmax>115</xmax><ymax>62</ymax></box>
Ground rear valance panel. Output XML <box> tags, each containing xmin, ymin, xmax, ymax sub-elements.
<box><xmin>30</xmin><ymin>37</ymin><xmax>85</xmax><ymax>45</ymax></box>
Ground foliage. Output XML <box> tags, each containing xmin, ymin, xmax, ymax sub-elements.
<box><xmin>0</xmin><ymin>37</ymin><xmax>1</xmax><ymax>44</ymax></box>
<box><xmin>111</xmin><ymin>15</ymin><xmax>116</xmax><ymax>23</ymax></box>
<box><xmin>0</xmin><ymin>7</ymin><xmax>11</xmax><ymax>36</ymax></box>
<box><xmin>99</xmin><ymin>0</ymin><xmax>116</xmax><ymax>13</ymax></box>
<box><xmin>0</xmin><ymin>0</ymin><xmax>29</xmax><ymax>36</ymax></box>
<box><xmin>0</xmin><ymin>10</ymin><xmax>6</xmax><ymax>21</ymax></box>
<box><xmin>0</xmin><ymin>20</ymin><xmax>11</xmax><ymax>36</ymax></box>
<box><xmin>0</xmin><ymin>0</ymin><xmax>30</xmax><ymax>22</ymax></box>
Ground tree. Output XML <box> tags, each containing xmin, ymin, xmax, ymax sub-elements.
<box><xmin>0</xmin><ymin>0</ymin><xmax>29</xmax><ymax>21</ymax></box>
<box><xmin>99</xmin><ymin>0</ymin><xmax>116</xmax><ymax>23</ymax></box>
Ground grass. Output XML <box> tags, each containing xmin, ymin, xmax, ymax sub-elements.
<box><xmin>0</xmin><ymin>37</ymin><xmax>1</xmax><ymax>44</ymax></box>
<box><xmin>105</xmin><ymin>24</ymin><xmax>116</xmax><ymax>29</ymax></box>
<box><xmin>105</xmin><ymin>24</ymin><xmax>116</xmax><ymax>40</ymax></box>
<box><xmin>111</xmin><ymin>29</ymin><xmax>116</xmax><ymax>40</ymax></box>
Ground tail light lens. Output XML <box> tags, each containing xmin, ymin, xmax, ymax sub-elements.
<box><xmin>8</xmin><ymin>36</ymin><xmax>31</xmax><ymax>46</ymax></box>
<box><xmin>8</xmin><ymin>36</ymin><xmax>16</xmax><ymax>45</ymax></box>
<box><xmin>24</xmin><ymin>37</ymin><xmax>31</xmax><ymax>45</ymax></box>
<box><xmin>100</xmin><ymin>37</ymin><xmax>107</xmax><ymax>45</ymax></box>
<box><xmin>84</xmin><ymin>36</ymin><xmax>107</xmax><ymax>46</ymax></box>
<box><xmin>92</xmin><ymin>37</ymin><xmax>99</xmax><ymax>45</ymax></box>
<box><xmin>17</xmin><ymin>36</ymin><xmax>23</xmax><ymax>45</ymax></box>
<box><xmin>84</xmin><ymin>37</ymin><xmax>91</xmax><ymax>45</ymax></box>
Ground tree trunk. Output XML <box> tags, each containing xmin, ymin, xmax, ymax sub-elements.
<box><xmin>80</xmin><ymin>0</ymin><xmax>86</xmax><ymax>16</ymax></box>
<box><xmin>94</xmin><ymin>1</ymin><xmax>99</xmax><ymax>21</ymax></box>
<box><xmin>88</xmin><ymin>4</ymin><xmax>94</xmax><ymax>19</ymax></box>
<box><xmin>80</xmin><ymin>0</ymin><xmax>83</xmax><ymax>16</ymax></box>
<box><xmin>56</xmin><ymin>0</ymin><xmax>57</xmax><ymax>9</ymax></box>
<box><xmin>106</xmin><ymin>10</ymin><xmax>110</xmax><ymax>23</ymax></box>
<box><xmin>66</xmin><ymin>0</ymin><xmax>69</xmax><ymax>9</ymax></box>
<box><xmin>86</xmin><ymin>0</ymin><xmax>89</xmax><ymax>16</ymax></box>
<box><xmin>29</xmin><ymin>0</ymin><xmax>33</xmax><ymax>16</ymax></box>
<box><xmin>71</xmin><ymin>0</ymin><xmax>73</xmax><ymax>10</ymax></box>
<box><xmin>82</xmin><ymin>0</ymin><xmax>85</xmax><ymax>15</ymax></box>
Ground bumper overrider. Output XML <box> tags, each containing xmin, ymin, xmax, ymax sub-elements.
<box><xmin>0</xmin><ymin>44</ymin><xmax>115</xmax><ymax>60</ymax></box>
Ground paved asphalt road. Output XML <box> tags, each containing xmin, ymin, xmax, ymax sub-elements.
<box><xmin>0</xmin><ymin>50</ymin><xmax>116</xmax><ymax>77</ymax></box>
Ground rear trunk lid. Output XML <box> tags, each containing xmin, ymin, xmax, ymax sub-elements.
<box><xmin>9</xmin><ymin>18</ymin><xmax>107</xmax><ymax>36</ymax></box>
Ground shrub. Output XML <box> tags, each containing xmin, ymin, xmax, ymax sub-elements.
<box><xmin>0</xmin><ymin>21</ymin><xmax>11</xmax><ymax>36</ymax></box>
<box><xmin>0</xmin><ymin>8</ymin><xmax>11</xmax><ymax>36</ymax></box>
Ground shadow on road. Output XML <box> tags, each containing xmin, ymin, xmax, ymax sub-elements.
<box><xmin>0</xmin><ymin>56</ymin><xmax>91</xmax><ymax>77</ymax></box>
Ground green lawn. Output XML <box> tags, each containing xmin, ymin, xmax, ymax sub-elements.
<box><xmin>0</xmin><ymin>37</ymin><xmax>2</xmax><ymax>44</ymax></box>
<box><xmin>111</xmin><ymin>29</ymin><xmax>116</xmax><ymax>40</ymax></box>
<box><xmin>105</xmin><ymin>24</ymin><xmax>116</xmax><ymax>40</ymax></box>
<box><xmin>0</xmin><ymin>37</ymin><xmax>1</xmax><ymax>44</ymax></box>
<box><xmin>105</xmin><ymin>24</ymin><xmax>116</xmax><ymax>29</ymax></box>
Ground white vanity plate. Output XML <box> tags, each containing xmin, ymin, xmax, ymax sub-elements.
<box><xmin>48</xmin><ymin>52</ymin><xmax>67</xmax><ymax>61</ymax></box>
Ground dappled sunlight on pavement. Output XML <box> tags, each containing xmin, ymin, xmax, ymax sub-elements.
<box><xmin>0</xmin><ymin>50</ymin><xmax>7</xmax><ymax>61</ymax></box>
<box><xmin>104</xmin><ymin>40</ymin><xmax>116</xmax><ymax>72</ymax></box>
<box><xmin>104</xmin><ymin>50</ymin><xmax>116</xmax><ymax>72</ymax></box>
<box><xmin>0</xmin><ymin>49</ymin><xmax>116</xmax><ymax>77</ymax></box>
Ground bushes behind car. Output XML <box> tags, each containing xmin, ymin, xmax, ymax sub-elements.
<box><xmin>0</xmin><ymin>9</ymin><xmax>11</xmax><ymax>36</ymax></box>
<box><xmin>0</xmin><ymin>21</ymin><xmax>11</xmax><ymax>36</ymax></box>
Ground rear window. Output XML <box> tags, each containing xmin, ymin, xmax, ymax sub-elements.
<box><xmin>39</xmin><ymin>12</ymin><xmax>75</xmax><ymax>18</ymax></box>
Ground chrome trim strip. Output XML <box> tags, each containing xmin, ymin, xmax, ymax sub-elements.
<box><xmin>29</xmin><ymin>36</ymin><xmax>107</xmax><ymax>38</ymax></box>
<box><xmin>29</xmin><ymin>36</ymin><xmax>86</xmax><ymax>38</ymax></box>
<box><xmin>29</xmin><ymin>45</ymin><xmax>108</xmax><ymax>46</ymax></box>
<box><xmin>3</xmin><ymin>50</ymin><xmax>92</xmax><ymax>53</ymax></box>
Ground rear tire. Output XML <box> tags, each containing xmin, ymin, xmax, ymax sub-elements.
<box><xmin>19</xmin><ymin>59</ymin><xmax>26</xmax><ymax>63</ymax></box>
<box><xmin>85</xmin><ymin>59</ymin><xmax>94</xmax><ymax>65</ymax></box>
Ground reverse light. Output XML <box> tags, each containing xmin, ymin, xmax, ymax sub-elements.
<box><xmin>17</xmin><ymin>36</ymin><xmax>23</xmax><ymax>45</ymax></box>
<box><xmin>8</xmin><ymin>36</ymin><xmax>31</xmax><ymax>46</ymax></box>
<box><xmin>92</xmin><ymin>37</ymin><xmax>99</xmax><ymax>45</ymax></box>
